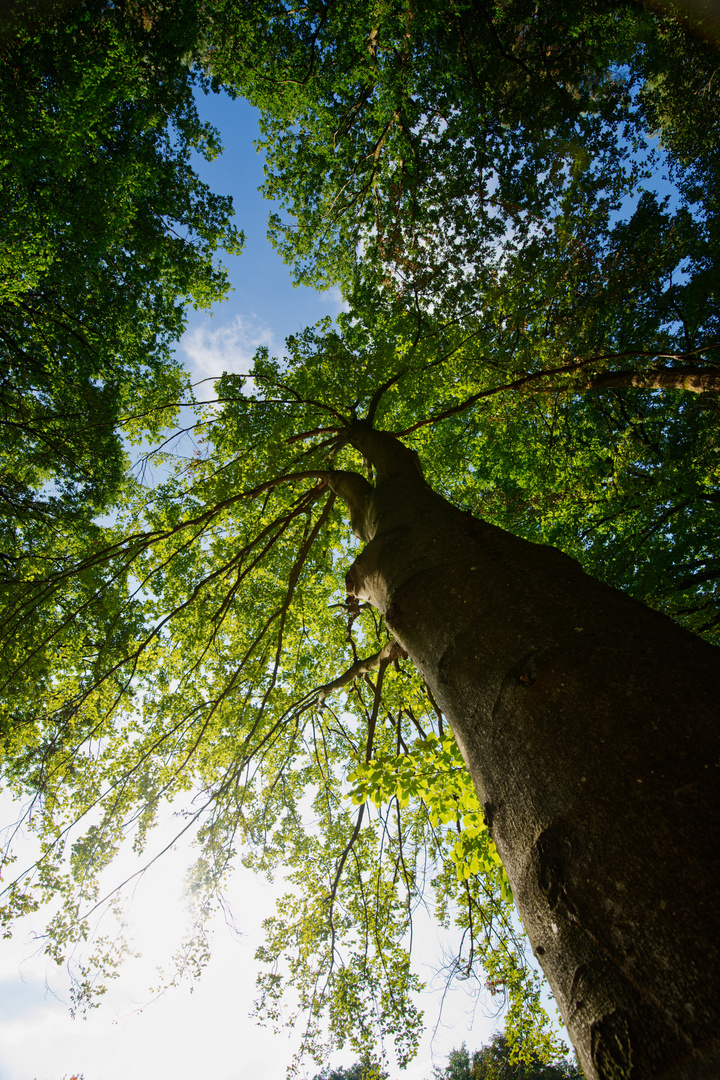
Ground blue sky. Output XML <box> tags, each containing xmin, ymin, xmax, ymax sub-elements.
<box><xmin>178</xmin><ymin>91</ymin><xmax>346</xmax><ymax>386</ymax></box>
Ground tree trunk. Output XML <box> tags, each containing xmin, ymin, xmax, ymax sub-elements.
<box><xmin>337</xmin><ymin>423</ymin><xmax>720</xmax><ymax>1080</ymax></box>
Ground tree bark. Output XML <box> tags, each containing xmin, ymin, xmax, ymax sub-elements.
<box><xmin>577</xmin><ymin>367</ymin><xmax>720</xmax><ymax>394</ymax></box>
<box><xmin>338</xmin><ymin>421</ymin><xmax>720</xmax><ymax>1080</ymax></box>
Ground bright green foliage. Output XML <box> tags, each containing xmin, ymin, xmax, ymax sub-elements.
<box><xmin>348</xmin><ymin>734</ymin><xmax>508</xmax><ymax>887</ymax></box>
<box><xmin>0</xmin><ymin>0</ymin><xmax>242</xmax><ymax>547</ymax></box>
<box><xmin>2</xmin><ymin>1</ymin><xmax>720</xmax><ymax>1075</ymax></box>
<box><xmin>1</xmin><ymin>325</ymin><xmax>577</xmax><ymax>1069</ymax></box>
<box><xmin>210</xmin><ymin>0</ymin><xmax>643</xmax><ymax>296</ymax></box>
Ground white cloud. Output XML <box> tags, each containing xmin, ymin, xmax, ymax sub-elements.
<box><xmin>180</xmin><ymin>315</ymin><xmax>280</xmax><ymax>384</ymax></box>
<box><xmin>317</xmin><ymin>285</ymin><xmax>349</xmax><ymax>313</ymax></box>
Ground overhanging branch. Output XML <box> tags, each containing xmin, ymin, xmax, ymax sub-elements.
<box><xmin>316</xmin><ymin>639</ymin><xmax>408</xmax><ymax>708</ymax></box>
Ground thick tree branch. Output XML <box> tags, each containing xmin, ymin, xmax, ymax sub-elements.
<box><xmin>316</xmin><ymin>639</ymin><xmax>407</xmax><ymax>708</ymax></box>
<box><xmin>325</xmin><ymin>468</ymin><xmax>374</xmax><ymax>539</ymax></box>
<box><xmin>577</xmin><ymin>366</ymin><xmax>720</xmax><ymax>393</ymax></box>
<box><xmin>395</xmin><ymin>348</ymin><xmax>720</xmax><ymax>437</ymax></box>
<box><xmin>344</xmin><ymin>420</ymin><xmax>426</xmax><ymax>483</ymax></box>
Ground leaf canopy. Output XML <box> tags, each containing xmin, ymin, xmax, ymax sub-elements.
<box><xmin>0</xmin><ymin>0</ymin><xmax>242</xmax><ymax>548</ymax></box>
<box><xmin>2</xmin><ymin>0</ymin><xmax>720</xmax><ymax>1074</ymax></box>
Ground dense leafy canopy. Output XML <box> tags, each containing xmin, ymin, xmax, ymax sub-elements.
<box><xmin>207</xmin><ymin>0</ymin><xmax>720</xmax><ymax>638</ymax></box>
<box><xmin>1</xmin><ymin>0</ymin><xmax>720</xmax><ymax>1076</ymax></box>
<box><xmin>211</xmin><ymin>0</ymin><xmax>720</xmax><ymax>311</ymax></box>
<box><xmin>0</xmin><ymin>0</ymin><xmax>242</xmax><ymax>549</ymax></box>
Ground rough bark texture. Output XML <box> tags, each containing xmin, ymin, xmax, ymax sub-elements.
<box><xmin>339</xmin><ymin>422</ymin><xmax>720</xmax><ymax>1080</ymax></box>
<box><xmin>578</xmin><ymin>367</ymin><xmax>720</xmax><ymax>394</ymax></box>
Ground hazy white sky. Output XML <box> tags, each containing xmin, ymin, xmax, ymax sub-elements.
<box><xmin>0</xmin><ymin>90</ymin><xmax>511</xmax><ymax>1080</ymax></box>
<box><xmin>0</xmin><ymin>795</ymin><xmax>499</xmax><ymax>1080</ymax></box>
<box><xmin>0</xmin><ymin>871</ymin><xmax>504</xmax><ymax>1080</ymax></box>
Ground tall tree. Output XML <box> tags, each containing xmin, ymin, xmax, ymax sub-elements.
<box><xmin>3</xmin><ymin>2</ymin><xmax>720</xmax><ymax>1078</ymax></box>
<box><xmin>2</xmin><ymin>317</ymin><xmax>718</xmax><ymax>1078</ymax></box>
